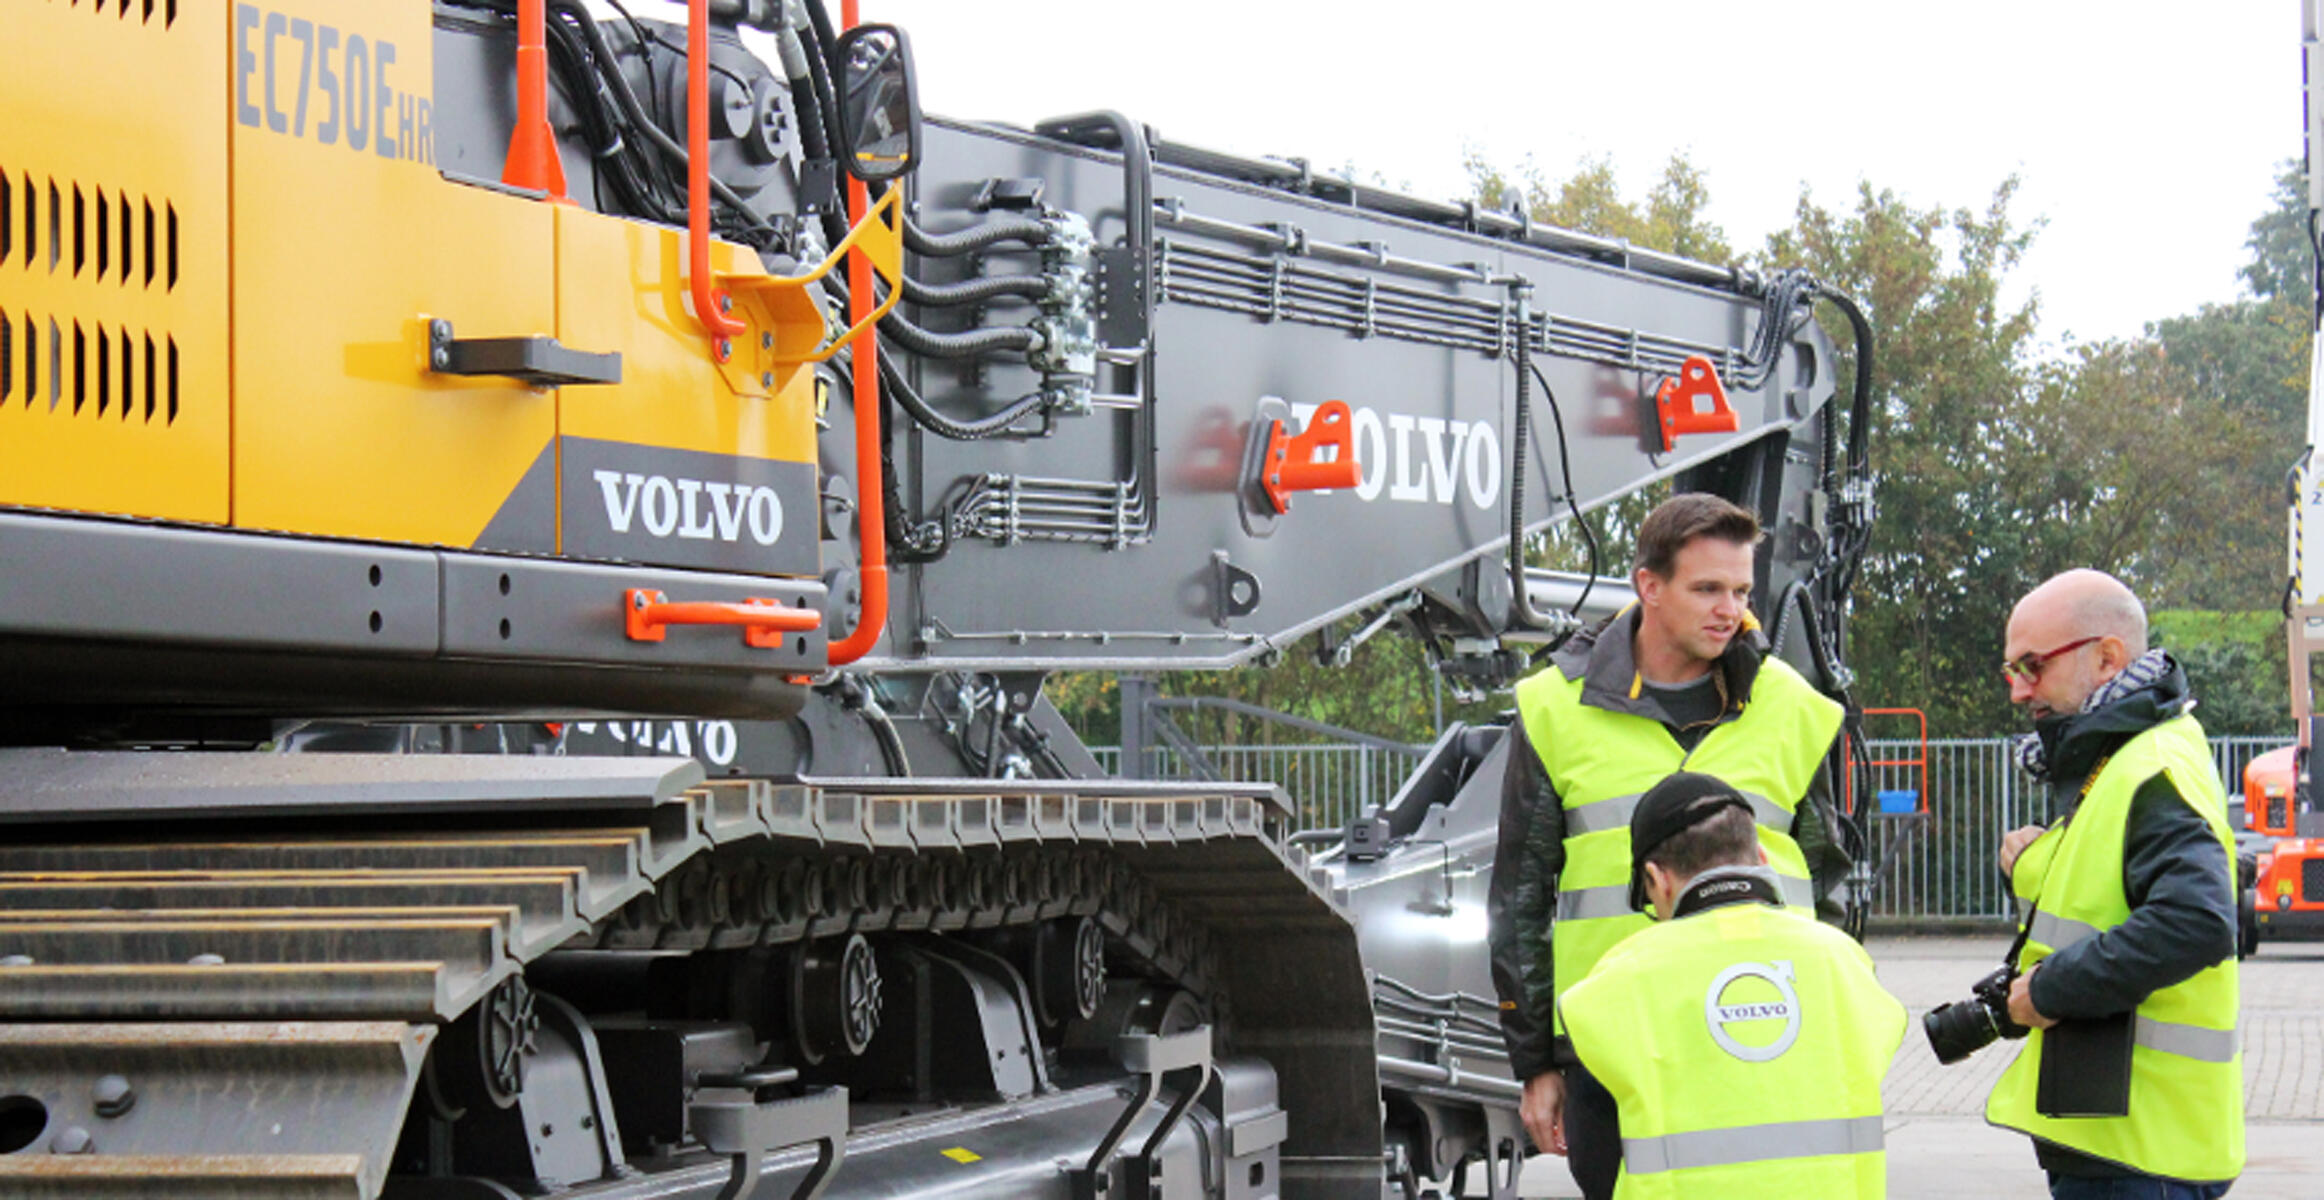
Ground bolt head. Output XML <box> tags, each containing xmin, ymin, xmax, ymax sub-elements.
<box><xmin>49</xmin><ymin>1127</ymin><xmax>93</xmax><ymax>1155</ymax></box>
<box><xmin>716</xmin><ymin>338</ymin><xmax>732</xmax><ymax>360</ymax></box>
<box><xmin>92</xmin><ymin>1075</ymin><xmax>134</xmax><ymax>1119</ymax></box>
<box><xmin>718</xmin><ymin>294</ymin><xmax>733</xmax><ymax>313</ymax></box>
<box><xmin>762</xmin><ymin>331</ymin><xmax>775</xmax><ymax>349</ymax></box>
<box><xmin>432</xmin><ymin>348</ymin><xmax>451</xmax><ymax>369</ymax></box>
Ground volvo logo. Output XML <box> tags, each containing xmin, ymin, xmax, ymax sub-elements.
<box><xmin>1284</xmin><ymin>400</ymin><xmax>1502</xmax><ymax>509</ymax></box>
<box><xmin>1704</xmin><ymin>959</ymin><xmax>1801</xmax><ymax>1062</ymax></box>
<box><xmin>593</xmin><ymin>470</ymin><xmax>785</xmax><ymax>546</ymax></box>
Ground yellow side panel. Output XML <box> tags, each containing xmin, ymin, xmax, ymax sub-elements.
<box><xmin>231</xmin><ymin>0</ymin><xmax>557</xmax><ymax>550</ymax></box>
<box><xmin>554</xmin><ymin>209</ymin><xmax>817</xmax><ymax>465</ymax></box>
<box><xmin>0</xmin><ymin>0</ymin><xmax>230</xmax><ymax>523</ymax></box>
<box><xmin>555</xmin><ymin>209</ymin><xmax>821</xmax><ymax>576</ymax></box>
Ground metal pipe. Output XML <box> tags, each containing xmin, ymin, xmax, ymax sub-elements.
<box><xmin>1376</xmin><ymin>1054</ymin><xmax>1523</xmax><ymax>1100</ymax></box>
<box><xmin>826</xmin><ymin>0</ymin><xmax>886</xmax><ymax>666</ymax></box>
<box><xmin>686</xmin><ymin>0</ymin><xmax>745</xmax><ymax>354</ymax></box>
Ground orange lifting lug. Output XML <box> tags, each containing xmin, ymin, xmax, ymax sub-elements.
<box><xmin>624</xmin><ymin>589</ymin><xmax>822</xmax><ymax>649</ymax></box>
<box><xmin>1261</xmin><ymin>400</ymin><xmax>1361</xmax><ymax>513</ymax></box>
<box><xmin>1652</xmin><ymin>355</ymin><xmax>1738</xmax><ymax>453</ymax></box>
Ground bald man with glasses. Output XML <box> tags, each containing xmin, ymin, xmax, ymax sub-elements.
<box><xmin>1985</xmin><ymin>569</ymin><xmax>2243</xmax><ymax>1199</ymax></box>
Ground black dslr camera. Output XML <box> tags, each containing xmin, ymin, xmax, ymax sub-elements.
<box><xmin>1922</xmin><ymin>964</ymin><xmax>2028</xmax><ymax>1064</ymax></box>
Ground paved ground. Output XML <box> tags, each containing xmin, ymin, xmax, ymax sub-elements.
<box><xmin>1493</xmin><ymin>934</ymin><xmax>2324</xmax><ymax>1198</ymax></box>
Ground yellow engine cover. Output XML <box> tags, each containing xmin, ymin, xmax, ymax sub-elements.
<box><xmin>0</xmin><ymin>0</ymin><xmax>232</xmax><ymax>523</ymax></box>
<box><xmin>3</xmin><ymin>0</ymin><xmax>822</xmax><ymax>578</ymax></box>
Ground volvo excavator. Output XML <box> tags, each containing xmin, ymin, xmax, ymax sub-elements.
<box><xmin>0</xmin><ymin>2</ymin><xmax>1876</xmax><ymax>1197</ymax></box>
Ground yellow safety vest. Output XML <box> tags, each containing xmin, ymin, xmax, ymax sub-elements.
<box><xmin>1561</xmin><ymin>898</ymin><xmax>1905</xmax><ymax>1199</ymax></box>
<box><xmin>1986</xmin><ymin>713</ymin><xmax>2244</xmax><ymax>1182</ymax></box>
<box><xmin>1515</xmin><ymin>655</ymin><xmax>1840</xmax><ymax>1030</ymax></box>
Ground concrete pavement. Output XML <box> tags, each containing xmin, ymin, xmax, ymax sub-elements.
<box><xmin>1495</xmin><ymin>934</ymin><xmax>2324</xmax><ymax>1198</ymax></box>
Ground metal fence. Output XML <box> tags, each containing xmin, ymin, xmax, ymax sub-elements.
<box><xmin>1090</xmin><ymin>734</ymin><xmax>2286</xmax><ymax>921</ymax></box>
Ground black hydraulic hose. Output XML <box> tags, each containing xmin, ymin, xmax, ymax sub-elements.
<box><xmin>559</xmin><ymin>2</ymin><xmax>774</xmax><ymax>235</ymax></box>
<box><xmin>1531</xmin><ymin>361</ymin><xmax>1599</xmax><ymax>625</ymax></box>
<box><xmin>878</xmin><ymin>313</ymin><xmax>1042</xmax><ymax>359</ymax></box>
<box><xmin>803</xmin><ymin>0</ymin><xmax>841</xmax><ymax>70</ymax></box>
<box><xmin>1819</xmin><ymin>287</ymin><xmax>1876</xmax><ymax>483</ymax></box>
<box><xmin>904</xmin><ymin>217</ymin><xmax>1055</xmax><ymax>257</ymax></box>
<box><xmin>793</xmin><ymin>4</ymin><xmax>853</xmax><ymax>249</ymax></box>
<box><xmin>902</xmin><ymin>273</ymin><xmax>1050</xmax><ymax>306</ymax></box>
<box><xmin>876</xmin><ymin>345</ymin><xmax>1048</xmax><ymax>440</ymax></box>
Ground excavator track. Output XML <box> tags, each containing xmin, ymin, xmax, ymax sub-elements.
<box><xmin>0</xmin><ymin>749</ymin><xmax>1362</xmax><ymax>1199</ymax></box>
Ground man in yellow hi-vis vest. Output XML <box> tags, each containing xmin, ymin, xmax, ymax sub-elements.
<box><xmin>1561</xmin><ymin>771</ymin><xmax>1905</xmax><ymax>1198</ymax></box>
<box><xmin>1487</xmin><ymin>493</ymin><xmax>1853</xmax><ymax>1200</ymax></box>
<box><xmin>1984</xmin><ymin>569</ymin><xmax>2241</xmax><ymax>1199</ymax></box>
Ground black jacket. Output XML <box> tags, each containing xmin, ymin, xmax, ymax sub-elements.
<box><xmin>1487</xmin><ymin>609</ymin><xmax>1851</xmax><ymax>1080</ymax></box>
<box><xmin>2012</xmin><ymin>657</ymin><xmax>2238</xmax><ymax>1180</ymax></box>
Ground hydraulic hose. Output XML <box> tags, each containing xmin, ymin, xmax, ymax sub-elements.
<box><xmin>902</xmin><ymin>273</ymin><xmax>1050</xmax><ymax>306</ymax></box>
<box><xmin>1819</xmin><ymin>287</ymin><xmax>1876</xmax><ymax>483</ymax></box>
<box><xmin>1505</xmin><ymin>301</ymin><xmax>1600</xmax><ymax>644</ymax></box>
<box><xmin>876</xmin><ymin>345</ymin><xmax>1048</xmax><ymax>440</ymax></box>
<box><xmin>877</xmin><ymin>313</ymin><xmax>1042</xmax><ymax>359</ymax></box>
<box><xmin>904</xmin><ymin>217</ymin><xmax>1055</xmax><ymax>257</ymax></box>
<box><xmin>559</xmin><ymin>2</ymin><xmax>774</xmax><ymax>235</ymax></box>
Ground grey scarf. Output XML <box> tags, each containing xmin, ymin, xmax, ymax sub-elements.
<box><xmin>2012</xmin><ymin>648</ymin><xmax>2172</xmax><ymax>781</ymax></box>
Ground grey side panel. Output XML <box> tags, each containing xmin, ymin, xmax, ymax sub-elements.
<box><xmin>0</xmin><ymin>512</ymin><xmax>820</xmax><ymax>717</ymax></box>
<box><xmin>868</xmin><ymin>119</ymin><xmax>1837</xmax><ymax>671</ymax></box>
<box><xmin>0</xmin><ymin>511</ymin><xmax>440</xmax><ymax>654</ymax></box>
<box><xmin>440</xmin><ymin>552</ymin><xmax>828</xmax><ymax>669</ymax></box>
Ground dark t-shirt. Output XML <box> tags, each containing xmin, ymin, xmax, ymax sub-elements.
<box><xmin>1640</xmin><ymin>673</ymin><xmax>1722</xmax><ymax>749</ymax></box>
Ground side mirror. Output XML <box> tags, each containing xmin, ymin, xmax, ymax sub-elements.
<box><xmin>831</xmin><ymin>23</ymin><xmax>921</xmax><ymax>182</ymax></box>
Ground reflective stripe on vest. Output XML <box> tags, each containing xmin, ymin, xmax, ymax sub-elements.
<box><xmin>1623</xmin><ymin>1114</ymin><xmax>1884</xmax><ymax>1175</ymax></box>
<box><xmin>2134</xmin><ymin>1015</ymin><xmax>2239</xmax><ymax>1064</ymax></box>
<box><xmin>1986</xmin><ymin>712</ymin><xmax>2244</xmax><ymax>1182</ymax></box>
<box><xmin>1564</xmin><ymin>788</ymin><xmax>1795</xmax><ymax>836</ymax></box>
<box><xmin>2027</xmin><ymin>909</ymin><xmax>2103</xmax><ymax>951</ymax></box>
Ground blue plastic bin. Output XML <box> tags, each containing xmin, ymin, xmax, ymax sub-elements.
<box><xmin>1875</xmin><ymin>789</ymin><xmax>1919</xmax><ymax>815</ymax></box>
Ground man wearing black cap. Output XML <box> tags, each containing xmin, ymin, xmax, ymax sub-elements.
<box><xmin>1487</xmin><ymin>493</ymin><xmax>1853</xmax><ymax>1199</ymax></box>
<box><xmin>1558</xmin><ymin>771</ymin><xmax>1904</xmax><ymax>1198</ymax></box>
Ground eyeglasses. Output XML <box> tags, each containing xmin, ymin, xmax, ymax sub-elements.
<box><xmin>2000</xmin><ymin>636</ymin><xmax>2103</xmax><ymax>686</ymax></box>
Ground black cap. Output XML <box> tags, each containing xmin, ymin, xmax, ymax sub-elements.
<box><xmin>1628</xmin><ymin>771</ymin><xmax>1754</xmax><ymax>912</ymax></box>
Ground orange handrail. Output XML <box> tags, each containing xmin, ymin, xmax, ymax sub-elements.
<box><xmin>686</xmin><ymin>0</ymin><xmax>745</xmax><ymax>357</ymax></box>
<box><xmin>625</xmin><ymin>590</ymin><xmax>821</xmax><ymax>650</ymax></box>
<box><xmin>827</xmin><ymin>0</ymin><xmax>887</xmax><ymax>666</ymax></box>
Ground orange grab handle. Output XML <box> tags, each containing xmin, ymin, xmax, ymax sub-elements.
<box><xmin>1262</xmin><ymin>400</ymin><xmax>1363</xmax><ymax>513</ymax></box>
<box><xmin>1652</xmin><ymin>355</ymin><xmax>1738</xmax><ymax>453</ymax></box>
<box><xmin>625</xmin><ymin>590</ymin><xmax>821</xmax><ymax>649</ymax></box>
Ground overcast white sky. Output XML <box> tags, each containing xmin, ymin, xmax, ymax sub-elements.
<box><xmin>866</xmin><ymin>1</ymin><xmax>2299</xmax><ymax>349</ymax></box>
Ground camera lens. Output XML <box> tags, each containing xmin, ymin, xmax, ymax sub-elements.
<box><xmin>1923</xmin><ymin>998</ymin><xmax>2002</xmax><ymax>1065</ymax></box>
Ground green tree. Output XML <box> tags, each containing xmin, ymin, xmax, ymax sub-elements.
<box><xmin>1765</xmin><ymin>179</ymin><xmax>2047</xmax><ymax>732</ymax></box>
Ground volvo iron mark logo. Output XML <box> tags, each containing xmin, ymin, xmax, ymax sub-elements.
<box><xmin>1703</xmin><ymin>959</ymin><xmax>1802</xmax><ymax>1063</ymax></box>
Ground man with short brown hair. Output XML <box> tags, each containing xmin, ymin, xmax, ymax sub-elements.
<box><xmin>1488</xmin><ymin>491</ymin><xmax>1852</xmax><ymax>1200</ymax></box>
